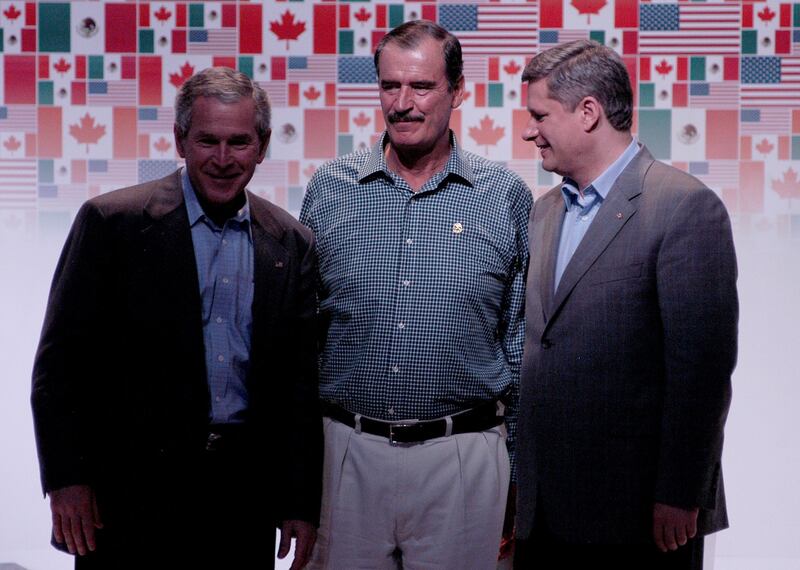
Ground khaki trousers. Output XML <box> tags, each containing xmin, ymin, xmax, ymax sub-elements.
<box><xmin>309</xmin><ymin>416</ymin><xmax>510</xmax><ymax>570</ymax></box>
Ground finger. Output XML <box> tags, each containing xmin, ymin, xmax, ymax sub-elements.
<box><xmin>663</xmin><ymin>523</ymin><xmax>679</xmax><ymax>551</ymax></box>
<box><xmin>675</xmin><ymin>523</ymin><xmax>688</xmax><ymax>547</ymax></box>
<box><xmin>653</xmin><ymin>518</ymin><xmax>667</xmax><ymax>552</ymax></box>
<box><xmin>294</xmin><ymin>530</ymin><xmax>313</xmax><ymax>568</ymax></box>
<box><xmin>70</xmin><ymin>514</ymin><xmax>88</xmax><ymax>556</ymax></box>
<box><xmin>686</xmin><ymin>515</ymin><xmax>698</xmax><ymax>539</ymax></box>
<box><xmin>91</xmin><ymin>493</ymin><xmax>104</xmax><ymax>529</ymax></box>
<box><xmin>62</xmin><ymin>516</ymin><xmax>78</xmax><ymax>555</ymax></box>
<box><xmin>52</xmin><ymin>511</ymin><xmax>65</xmax><ymax>545</ymax></box>
<box><xmin>81</xmin><ymin>514</ymin><xmax>98</xmax><ymax>552</ymax></box>
<box><xmin>277</xmin><ymin>525</ymin><xmax>292</xmax><ymax>559</ymax></box>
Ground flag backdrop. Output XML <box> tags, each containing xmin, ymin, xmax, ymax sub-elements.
<box><xmin>1</xmin><ymin>0</ymin><xmax>799</xmax><ymax>239</ymax></box>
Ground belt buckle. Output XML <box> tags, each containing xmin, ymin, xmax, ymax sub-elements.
<box><xmin>388</xmin><ymin>422</ymin><xmax>418</xmax><ymax>445</ymax></box>
<box><xmin>206</xmin><ymin>431</ymin><xmax>222</xmax><ymax>452</ymax></box>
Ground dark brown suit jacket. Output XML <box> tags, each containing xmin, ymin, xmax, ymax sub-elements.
<box><xmin>516</xmin><ymin>146</ymin><xmax>738</xmax><ymax>544</ymax></box>
<box><xmin>32</xmin><ymin>170</ymin><xmax>322</xmax><ymax>528</ymax></box>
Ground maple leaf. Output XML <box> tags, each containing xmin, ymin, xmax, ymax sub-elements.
<box><xmin>53</xmin><ymin>58</ymin><xmax>71</xmax><ymax>75</ymax></box>
<box><xmin>353</xmin><ymin>112</ymin><xmax>371</xmax><ymax>128</ymax></box>
<box><xmin>772</xmin><ymin>168</ymin><xmax>800</xmax><ymax>200</ymax></box>
<box><xmin>3</xmin><ymin>4</ymin><xmax>21</xmax><ymax>20</ymax></box>
<box><xmin>154</xmin><ymin>6</ymin><xmax>171</xmax><ymax>23</ymax></box>
<box><xmin>354</xmin><ymin>7</ymin><xmax>371</xmax><ymax>24</ymax></box>
<box><xmin>270</xmin><ymin>11</ymin><xmax>306</xmax><ymax>50</ymax></box>
<box><xmin>169</xmin><ymin>62</ymin><xmax>194</xmax><ymax>89</ymax></box>
<box><xmin>468</xmin><ymin>115</ymin><xmax>505</xmax><ymax>155</ymax></box>
<box><xmin>154</xmin><ymin>136</ymin><xmax>171</xmax><ymax>155</ymax></box>
<box><xmin>571</xmin><ymin>0</ymin><xmax>606</xmax><ymax>24</ymax></box>
<box><xmin>3</xmin><ymin>135</ymin><xmax>21</xmax><ymax>153</ymax></box>
<box><xmin>655</xmin><ymin>59</ymin><xmax>673</xmax><ymax>77</ymax></box>
<box><xmin>303</xmin><ymin>163</ymin><xmax>317</xmax><ymax>179</ymax></box>
<box><xmin>755</xmin><ymin>138</ymin><xmax>774</xmax><ymax>156</ymax></box>
<box><xmin>303</xmin><ymin>85</ymin><xmax>321</xmax><ymax>102</ymax></box>
<box><xmin>758</xmin><ymin>6</ymin><xmax>776</xmax><ymax>23</ymax></box>
<box><xmin>69</xmin><ymin>113</ymin><xmax>106</xmax><ymax>153</ymax></box>
<box><xmin>503</xmin><ymin>60</ymin><xmax>521</xmax><ymax>76</ymax></box>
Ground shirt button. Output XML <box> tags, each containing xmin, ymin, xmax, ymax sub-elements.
<box><xmin>222</xmin><ymin>239</ymin><xmax>228</xmax><ymax>245</ymax></box>
<box><xmin>387</xmin><ymin>408</ymin><xmax>395</xmax><ymax>416</ymax></box>
<box><xmin>405</xmin><ymin>238</ymin><xmax>413</xmax><ymax>245</ymax></box>
<box><xmin>581</xmin><ymin>216</ymin><xmax>589</xmax><ymax>221</ymax></box>
<box><xmin>402</xmin><ymin>280</ymin><xmax>410</xmax><ymax>287</ymax></box>
<box><xmin>222</xmin><ymin>277</ymin><xmax>230</xmax><ymax>284</ymax></box>
<box><xmin>215</xmin><ymin>316</ymin><xmax>223</xmax><ymax>324</ymax></box>
<box><xmin>217</xmin><ymin>354</ymin><xmax>225</xmax><ymax>362</ymax></box>
<box><xmin>215</xmin><ymin>396</ymin><xmax>221</xmax><ymax>403</ymax></box>
<box><xmin>398</xmin><ymin>322</ymin><xmax>405</xmax><ymax>329</ymax></box>
<box><xmin>391</xmin><ymin>365</ymin><xmax>399</xmax><ymax>373</ymax></box>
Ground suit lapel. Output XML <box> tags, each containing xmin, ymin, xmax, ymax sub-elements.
<box><xmin>248</xmin><ymin>193</ymin><xmax>289</xmax><ymax>330</ymax></box>
<box><xmin>140</xmin><ymin>172</ymin><xmax>207</xmax><ymax>402</ymax></box>
<box><xmin>537</xmin><ymin>192</ymin><xmax>565</xmax><ymax>322</ymax></box>
<box><xmin>548</xmin><ymin>147</ymin><xmax>654</xmax><ymax>322</ymax></box>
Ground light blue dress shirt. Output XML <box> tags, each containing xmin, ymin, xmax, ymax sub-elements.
<box><xmin>182</xmin><ymin>169</ymin><xmax>254</xmax><ymax>424</ymax></box>
<box><xmin>554</xmin><ymin>139</ymin><xmax>640</xmax><ymax>290</ymax></box>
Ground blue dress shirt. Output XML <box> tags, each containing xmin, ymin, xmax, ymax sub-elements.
<box><xmin>554</xmin><ymin>139</ymin><xmax>640</xmax><ymax>290</ymax></box>
<box><xmin>182</xmin><ymin>169</ymin><xmax>254</xmax><ymax>424</ymax></box>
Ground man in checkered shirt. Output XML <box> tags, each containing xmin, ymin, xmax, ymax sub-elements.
<box><xmin>301</xmin><ymin>20</ymin><xmax>531</xmax><ymax>570</ymax></box>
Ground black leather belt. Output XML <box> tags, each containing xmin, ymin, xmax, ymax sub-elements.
<box><xmin>321</xmin><ymin>400</ymin><xmax>504</xmax><ymax>444</ymax></box>
<box><xmin>205</xmin><ymin>423</ymin><xmax>251</xmax><ymax>453</ymax></box>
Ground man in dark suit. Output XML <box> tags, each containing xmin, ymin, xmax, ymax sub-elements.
<box><xmin>514</xmin><ymin>41</ymin><xmax>738</xmax><ymax>569</ymax></box>
<box><xmin>31</xmin><ymin>67</ymin><xmax>322</xmax><ymax>569</ymax></box>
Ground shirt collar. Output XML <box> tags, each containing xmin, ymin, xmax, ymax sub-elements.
<box><xmin>561</xmin><ymin>137</ymin><xmax>640</xmax><ymax>210</ymax></box>
<box><xmin>181</xmin><ymin>167</ymin><xmax>251</xmax><ymax>229</ymax></box>
<box><xmin>357</xmin><ymin>130</ymin><xmax>475</xmax><ymax>188</ymax></box>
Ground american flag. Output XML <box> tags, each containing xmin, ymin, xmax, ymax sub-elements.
<box><xmin>138</xmin><ymin>160</ymin><xmax>178</xmax><ymax>184</ymax></box>
<box><xmin>137</xmin><ymin>107</ymin><xmax>175</xmax><ymax>133</ymax></box>
<box><xmin>462</xmin><ymin>56</ymin><xmax>489</xmax><ymax>82</ymax></box>
<box><xmin>287</xmin><ymin>56</ymin><xmax>338</xmax><ymax>82</ymax></box>
<box><xmin>187</xmin><ymin>29</ymin><xmax>237</xmax><ymax>55</ymax></box>
<box><xmin>38</xmin><ymin>184</ymin><xmax>88</xmax><ymax>209</ymax></box>
<box><xmin>86</xmin><ymin>159</ymin><xmax>138</xmax><ymax>186</ymax></box>
<box><xmin>87</xmin><ymin>81</ymin><xmax>137</xmax><ymax>106</ymax></box>
<box><xmin>260</xmin><ymin>82</ymin><xmax>288</xmax><ymax>108</ymax></box>
<box><xmin>539</xmin><ymin>30</ymin><xmax>590</xmax><ymax>47</ymax></box>
<box><xmin>741</xmin><ymin>56</ymin><xmax>800</xmax><ymax>107</ymax></box>
<box><xmin>0</xmin><ymin>159</ymin><xmax>37</xmax><ymax>208</ymax></box>
<box><xmin>687</xmin><ymin>82</ymin><xmax>739</xmax><ymax>109</ymax></box>
<box><xmin>0</xmin><ymin>106</ymin><xmax>36</xmax><ymax>131</ymax></box>
<box><xmin>250</xmin><ymin>160</ymin><xmax>288</xmax><ymax>188</ymax></box>
<box><xmin>639</xmin><ymin>3</ymin><xmax>740</xmax><ymax>56</ymax></box>
<box><xmin>338</xmin><ymin>57</ymin><xmax>379</xmax><ymax>107</ymax></box>
<box><xmin>689</xmin><ymin>161</ymin><xmax>739</xmax><ymax>188</ymax></box>
<box><xmin>439</xmin><ymin>4</ymin><xmax>538</xmax><ymax>56</ymax></box>
<box><xmin>740</xmin><ymin>108</ymin><xmax>792</xmax><ymax>135</ymax></box>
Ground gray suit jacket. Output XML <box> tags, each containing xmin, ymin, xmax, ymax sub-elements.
<box><xmin>516</xmin><ymin>146</ymin><xmax>738</xmax><ymax>544</ymax></box>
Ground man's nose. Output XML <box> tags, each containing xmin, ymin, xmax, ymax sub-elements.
<box><xmin>396</xmin><ymin>86</ymin><xmax>415</xmax><ymax>112</ymax></box>
<box><xmin>521</xmin><ymin>120</ymin><xmax>539</xmax><ymax>141</ymax></box>
<box><xmin>212</xmin><ymin>144</ymin><xmax>233</xmax><ymax>166</ymax></box>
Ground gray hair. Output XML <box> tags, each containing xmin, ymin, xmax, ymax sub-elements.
<box><xmin>374</xmin><ymin>20</ymin><xmax>463</xmax><ymax>92</ymax></box>
<box><xmin>174</xmin><ymin>67</ymin><xmax>271</xmax><ymax>140</ymax></box>
<box><xmin>521</xmin><ymin>40</ymin><xmax>633</xmax><ymax>131</ymax></box>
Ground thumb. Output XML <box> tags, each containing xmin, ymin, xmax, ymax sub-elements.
<box><xmin>277</xmin><ymin>523</ymin><xmax>292</xmax><ymax>559</ymax></box>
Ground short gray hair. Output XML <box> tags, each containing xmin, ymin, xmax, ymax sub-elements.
<box><xmin>521</xmin><ymin>40</ymin><xmax>632</xmax><ymax>131</ymax></box>
<box><xmin>374</xmin><ymin>20</ymin><xmax>463</xmax><ymax>92</ymax></box>
<box><xmin>174</xmin><ymin>67</ymin><xmax>271</xmax><ymax>140</ymax></box>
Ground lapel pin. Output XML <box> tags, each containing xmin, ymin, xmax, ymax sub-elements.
<box><xmin>452</xmin><ymin>222</ymin><xmax>463</xmax><ymax>234</ymax></box>
<box><xmin>616</xmin><ymin>212</ymin><xmax>623</xmax><ymax>219</ymax></box>
<box><xmin>275</xmin><ymin>261</ymin><xmax>284</xmax><ymax>268</ymax></box>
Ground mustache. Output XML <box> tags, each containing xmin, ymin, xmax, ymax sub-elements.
<box><xmin>388</xmin><ymin>112</ymin><xmax>424</xmax><ymax>123</ymax></box>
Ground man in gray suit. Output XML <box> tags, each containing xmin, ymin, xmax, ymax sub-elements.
<box><xmin>514</xmin><ymin>40</ymin><xmax>738</xmax><ymax>569</ymax></box>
